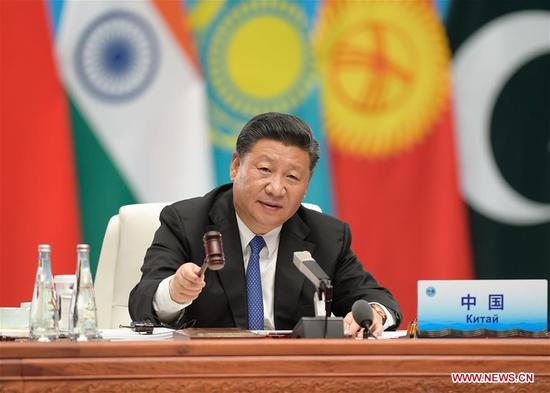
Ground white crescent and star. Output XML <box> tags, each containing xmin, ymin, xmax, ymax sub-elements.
<box><xmin>453</xmin><ymin>11</ymin><xmax>550</xmax><ymax>225</ymax></box>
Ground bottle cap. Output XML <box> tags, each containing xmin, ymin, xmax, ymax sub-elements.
<box><xmin>76</xmin><ymin>244</ymin><xmax>90</xmax><ymax>251</ymax></box>
<box><xmin>38</xmin><ymin>244</ymin><xmax>51</xmax><ymax>252</ymax></box>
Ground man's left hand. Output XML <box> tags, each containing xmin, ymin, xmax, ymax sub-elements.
<box><xmin>343</xmin><ymin>306</ymin><xmax>384</xmax><ymax>337</ymax></box>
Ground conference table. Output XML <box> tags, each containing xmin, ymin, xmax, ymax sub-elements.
<box><xmin>1</xmin><ymin>337</ymin><xmax>549</xmax><ymax>392</ymax></box>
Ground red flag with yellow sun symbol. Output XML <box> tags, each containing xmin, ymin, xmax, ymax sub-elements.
<box><xmin>316</xmin><ymin>0</ymin><xmax>473</xmax><ymax>326</ymax></box>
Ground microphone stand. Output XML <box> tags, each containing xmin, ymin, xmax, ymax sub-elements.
<box><xmin>363</xmin><ymin>328</ymin><xmax>378</xmax><ymax>340</ymax></box>
<box><xmin>289</xmin><ymin>252</ymin><xmax>344</xmax><ymax>339</ymax></box>
<box><xmin>319</xmin><ymin>279</ymin><xmax>333</xmax><ymax>339</ymax></box>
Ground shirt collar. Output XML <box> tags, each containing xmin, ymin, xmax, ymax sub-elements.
<box><xmin>235</xmin><ymin>213</ymin><xmax>281</xmax><ymax>258</ymax></box>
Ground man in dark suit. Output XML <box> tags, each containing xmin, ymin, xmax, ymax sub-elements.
<box><xmin>129</xmin><ymin>112</ymin><xmax>401</xmax><ymax>335</ymax></box>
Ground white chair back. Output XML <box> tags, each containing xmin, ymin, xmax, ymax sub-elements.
<box><xmin>95</xmin><ymin>203</ymin><xmax>168</xmax><ymax>328</ymax></box>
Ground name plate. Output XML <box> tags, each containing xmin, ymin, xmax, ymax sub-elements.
<box><xmin>417</xmin><ymin>280</ymin><xmax>548</xmax><ymax>338</ymax></box>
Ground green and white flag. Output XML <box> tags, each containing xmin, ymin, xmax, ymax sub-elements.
<box><xmin>448</xmin><ymin>0</ymin><xmax>550</xmax><ymax>313</ymax></box>
<box><xmin>53</xmin><ymin>0</ymin><xmax>213</xmax><ymax>267</ymax></box>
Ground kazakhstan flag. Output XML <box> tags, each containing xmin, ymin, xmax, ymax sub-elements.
<box><xmin>187</xmin><ymin>0</ymin><xmax>333</xmax><ymax>213</ymax></box>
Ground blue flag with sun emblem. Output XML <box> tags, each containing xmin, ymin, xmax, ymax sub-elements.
<box><xmin>186</xmin><ymin>0</ymin><xmax>333</xmax><ymax>213</ymax></box>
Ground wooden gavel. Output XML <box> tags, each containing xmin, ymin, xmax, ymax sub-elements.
<box><xmin>199</xmin><ymin>230</ymin><xmax>225</xmax><ymax>275</ymax></box>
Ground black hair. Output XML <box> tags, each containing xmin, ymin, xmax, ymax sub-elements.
<box><xmin>236</xmin><ymin>112</ymin><xmax>320</xmax><ymax>171</ymax></box>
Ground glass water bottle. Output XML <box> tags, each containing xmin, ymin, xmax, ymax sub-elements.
<box><xmin>69</xmin><ymin>244</ymin><xmax>99</xmax><ymax>341</ymax></box>
<box><xmin>29</xmin><ymin>244</ymin><xmax>59</xmax><ymax>341</ymax></box>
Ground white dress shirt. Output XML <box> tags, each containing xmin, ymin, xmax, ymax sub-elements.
<box><xmin>153</xmin><ymin>212</ymin><xmax>394</xmax><ymax>329</ymax></box>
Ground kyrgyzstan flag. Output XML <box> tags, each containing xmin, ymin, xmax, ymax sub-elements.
<box><xmin>0</xmin><ymin>1</ymin><xmax>80</xmax><ymax>306</ymax></box>
<box><xmin>315</xmin><ymin>0</ymin><xmax>473</xmax><ymax>325</ymax></box>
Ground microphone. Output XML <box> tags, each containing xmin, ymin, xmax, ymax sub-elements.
<box><xmin>351</xmin><ymin>299</ymin><xmax>376</xmax><ymax>339</ymax></box>
<box><xmin>199</xmin><ymin>230</ymin><xmax>225</xmax><ymax>275</ymax></box>
<box><xmin>293</xmin><ymin>251</ymin><xmax>334</xmax><ymax>338</ymax></box>
<box><xmin>351</xmin><ymin>299</ymin><xmax>373</xmax><ymax>328</ymax></box>
<box><xmin>289</xmin><ymin>251</ymin><xmax>346</xmax><ymax>338</ymax></box>
<box><xmin>293</xmin><ymin>251</ymin><xmax>330</xmax><ymax>290</ymax></box>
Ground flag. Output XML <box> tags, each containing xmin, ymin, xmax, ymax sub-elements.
<box><xmin>187</xmin><ymin>0</ymin><xmax>334</xmax><ymax>213</ymax></box>
<box><xmin>0</xmin><ymin>0</ymin><xmax>80</xmax><ymax>306</ymax></box>
<box><xmin>448</xmin><ymin>1</ymin><xmax>550</xmax><ymax>320</ymax></box>
<box><xmin>51</xmin><ymin>0</ymin><xmax>214</xmax><ymax>270</ymax></box>
<box><xmin>315</xmin><ymin>0</ymin><xmax>473</xmax><ymax>325</ymax></box>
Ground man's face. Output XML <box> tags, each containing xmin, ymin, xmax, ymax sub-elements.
<box><xmin>230</xmin><ymin>139</ymin><xmax>311</xmax><ymax>234</ymax></box>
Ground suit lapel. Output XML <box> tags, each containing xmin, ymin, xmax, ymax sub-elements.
<box><xmin>274</xmin><ymin>212</ymin><xmax>315</xmax><ymax>329</ymax></box>
<box><xmin>209</xmin><ymin>189</ymin><xmax>248</xmax><ymax>329</ymax></box>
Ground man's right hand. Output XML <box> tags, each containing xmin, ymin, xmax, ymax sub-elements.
<box><xmin>169</xmin><ymin>262</ymin><xmax>206</xmax><ymax>304</ymax></box>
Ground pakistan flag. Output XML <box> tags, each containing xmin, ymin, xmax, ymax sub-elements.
<box><xmin>447</xmin><ymin>0</ymin><xmax>550</xmax><ymax>323</ymax></box>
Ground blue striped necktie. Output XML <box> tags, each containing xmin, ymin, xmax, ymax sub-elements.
<box><xmin>246</xmin><ymin>235</ymin><xmax>266</xmax><ymax>330</ymax></box>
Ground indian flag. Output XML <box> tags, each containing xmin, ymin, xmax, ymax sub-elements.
<box><xmin>51</xmin><ymin>0</ymin><xmax>214</xmax><ymax>269</ymax></box>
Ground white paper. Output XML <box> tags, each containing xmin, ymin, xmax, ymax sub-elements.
<box><xmin>100</xmin><ymin>327</ymin><xmax>174</xmax><ymax>341</ymax></box>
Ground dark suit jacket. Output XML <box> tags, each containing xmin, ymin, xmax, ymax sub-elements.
<box><xmin>129</xmin><ymin>184</ymin><xmax>401</xmax><ymax>329</ymax></box>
